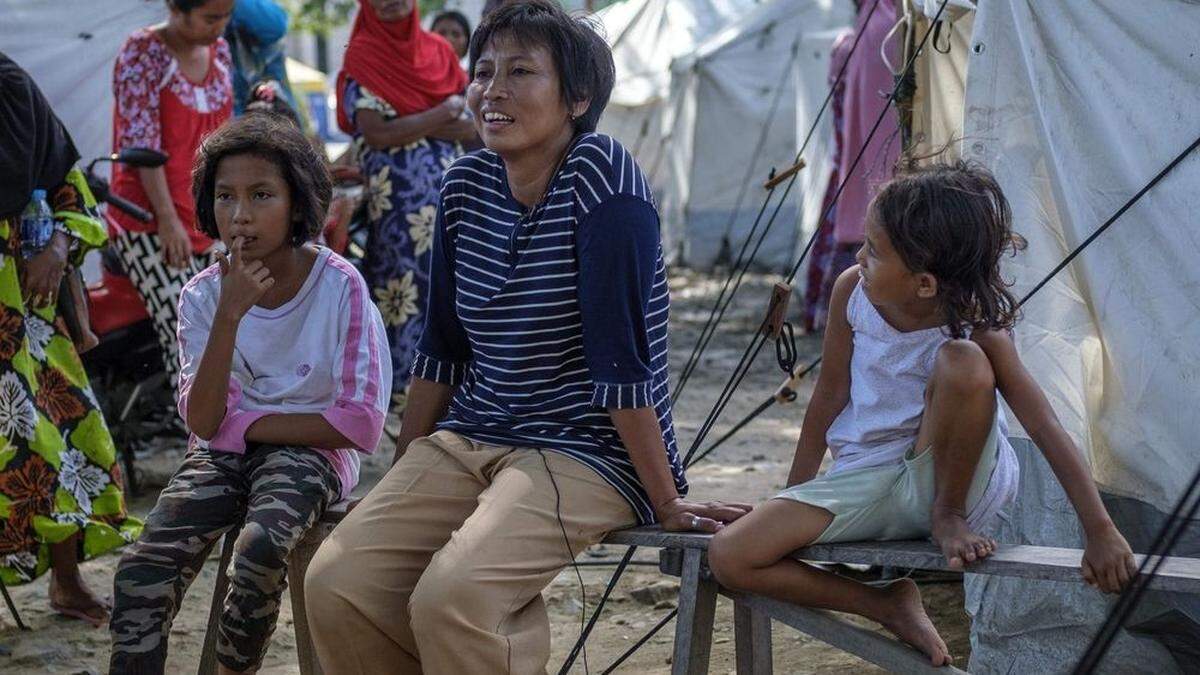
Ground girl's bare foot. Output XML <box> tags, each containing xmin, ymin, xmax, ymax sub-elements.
<box><xmin>49</xmin><ymin>571</ymin><xmax>109</xmax><ymax>628</ymax></box>
<box><xmin>875</xmin><ymin>578</ymin><xmax>951</xmax><ymax>666</ymax></box>
<box><xmin>932</xmin><ymin>510</ymin><xmax>996</xmax><ymax>569</ymax></box>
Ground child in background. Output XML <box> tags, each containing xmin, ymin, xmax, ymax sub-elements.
<box><xmin>109</xmin><ymin>114</ymin><xmax>390</xmax><ymax>673</ymax></box>
<box><xmin>708</xmin><ymin>162</ymin><xmax>1136</xmax><ymax>666</ymax></box>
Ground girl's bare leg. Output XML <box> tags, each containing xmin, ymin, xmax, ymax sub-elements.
<box><xmin>914</xmin><ymin>340</ymin><xmax>1000</xmax><ymax>569</ymax></box>
<box><xmin>709</xmin><ymin>499</ymin><xmax>951</xmax><ymax>665</ymax></box>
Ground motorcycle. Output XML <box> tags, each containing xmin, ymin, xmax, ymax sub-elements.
<box><xmin>81</xmin><ymin>148</ymin><xmax>173</xmax><ymax>495</ymax></box>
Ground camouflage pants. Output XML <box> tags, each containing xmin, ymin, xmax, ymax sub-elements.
<box><xmin>109</xmin><ymin>444</ymin><xmax>340</xmax><ymax>674</ymax></box>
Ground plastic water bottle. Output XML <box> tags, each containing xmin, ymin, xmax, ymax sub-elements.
<box><xmin>19</xmin><ymin>189</ymin><xmax>54</xmax><ymax>259</ymax></box>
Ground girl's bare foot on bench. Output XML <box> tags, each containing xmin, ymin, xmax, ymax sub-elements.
<box><xmin>877</xmin><ymin>578</ymin><xmax>951</xmax><ymax>666</ymax></box>
<box><xmin>932</xmin><ymin>509</ymin><xmax>996</xmax><ymax>570</ymax></box>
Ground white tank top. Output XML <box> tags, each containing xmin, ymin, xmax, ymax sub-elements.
<box><xmin>825</xmin><ymin>281</ymin><xmax>1018</xmax><ymax>525</ymax></box>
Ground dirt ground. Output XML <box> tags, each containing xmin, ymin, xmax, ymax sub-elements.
<box><xmin>0</xmin><ymin>271</ymin><xmax>971</xmax><ymax>673</ymax></box>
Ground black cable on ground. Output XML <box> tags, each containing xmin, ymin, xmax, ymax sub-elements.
<box><xmin>601</xmin><ymin>608</ymin><xmax>679</xmax><ymax>674</ymax></box>
<box><xmin>558</xmin><ymin>546</ymin><xmax>637</xmax><ymax>675</ymax></box>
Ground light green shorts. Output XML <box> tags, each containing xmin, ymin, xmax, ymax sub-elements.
<box><xmin>775</xmin><ymin>416</ymin><xmax>1001</xmax><ymax>544</ymax></box>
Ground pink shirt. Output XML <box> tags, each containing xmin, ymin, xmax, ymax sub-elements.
<box><xmin>177</xmin><ymin>247</ymin><xmax>392</xmax><ymax>497</ymax></box>
<box><xmin>833</xmin><ymin>0</ymin><xmax>901</xmax><ymax>245</ymax></box>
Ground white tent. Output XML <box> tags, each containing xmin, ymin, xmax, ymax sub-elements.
<box><xmin>905</xmin><ymin>0</ymin><xmax>1200</xmax><ymax>671</ymax></box>
<box><xmin>0</xmin><ymin>0</ymin><xmax>167</xmax><ymax>167</ymax></box>
<box><xmin>656</xmin><ymin>0</ymin><xmax>852</xmax><ymax>270</ymax></box>
<box><xmin>595</xmin><ymin>0</ymin><xmax>758</xmax><ymax>227</ymax></box>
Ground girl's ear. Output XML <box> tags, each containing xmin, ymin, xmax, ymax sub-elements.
<box><xmin>916</xmin><ymin>272</ymin><xmax>939</xmax><ymax>299</ymax></box>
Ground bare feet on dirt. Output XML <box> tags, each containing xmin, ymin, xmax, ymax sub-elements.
<box><xmin>932</xmin><ymin>510</ymin><xmax>997</xmax><ymax>570</ymax></box>
<box><xmin>876</xmin><ymin>578</ymin><xmax>951</xmax><ymax>666</ymax></box>
<box><xmin>49</xmin><ymin>571</ymin><xmax>110</xmax><ymax>628</ymax></box>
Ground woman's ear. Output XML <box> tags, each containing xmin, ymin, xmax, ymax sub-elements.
<box><xmin>570</xmin><ymin>98</ymin><xmax>590</xmax><ymax>122</ymax></box>
<box><xmin>915</xmin><ymin>272</ymin><xmax>939</xmax><ymax>299</ymax></box>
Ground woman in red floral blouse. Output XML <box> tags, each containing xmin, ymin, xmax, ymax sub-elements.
<box><xmin>109</xmin><ymin>0</ymin><xmax>235</xmax><ymax>391</ymax></box>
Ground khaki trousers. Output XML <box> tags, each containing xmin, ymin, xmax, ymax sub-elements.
<box><xmin>305</xmin><ymin>430</ymin><xmax>637</xmax><ymax>674</ymax></box>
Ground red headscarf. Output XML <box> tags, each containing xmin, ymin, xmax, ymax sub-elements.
<box><xmin>336</xmin><ymin>0</ymin><xmax>468</xmax><ymax>133</ymax></box>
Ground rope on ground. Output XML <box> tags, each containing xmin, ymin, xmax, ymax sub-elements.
<box><xmin>670</xmin><ymin>0</ymin><xmax>884</xmax><ymax>405</ymax></box>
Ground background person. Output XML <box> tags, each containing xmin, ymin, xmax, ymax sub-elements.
<box><xmin>431</xmin><ymin>10</ymin><xmax>472</xmax><ymax>64</ymax></box>
<box><xmin>335</xmin><ymin>0</ymin><xmax>475</xmax><ymax>413</ymax></box>
<box><xmin>225</xmin><ymin>0</ymin><xmax>299</xmax><ymax>115</ymax></box>
<box><xmin>109</xmin><ymin>0</ymin><xmax>235</xmax><ymax>391</ymax></box>
<box><xmin>0</xmin><ymin>52</ymin><xmax>142</xmax><ymax>627</ymax></box>
<box><xmin>305</xmin><ymin>3</ymin><xmax>748</xmax><ymax>672</ymax></box>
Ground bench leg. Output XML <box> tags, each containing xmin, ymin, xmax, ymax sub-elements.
<box><xmin>199</xmin><ymin>530</ymin><xmax>238</xmax><ymax>675</ymax></box>
<box><xmin>288</xmin><ymin>524</ymin><xmax>329</xmax><ymax>675</ymax></box>
<box><xmin>734</xmin><ymin>600</ymin><xmax>772</xmax><ymax>675</ymax></box>
<box><xmin>672</xmin><ymin>548</ymin><xmax>718</xmax><ymax>675</ymax></box>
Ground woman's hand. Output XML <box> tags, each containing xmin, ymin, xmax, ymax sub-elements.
<box><xmin>157</xmin><ymin>214</ymin><xmax>194</xmax><ymax>269</ymax></box>
<box><xmin>19</xmin><ymin>231</ymin><xmax>70</xmax><ymax>308</ymax></box>
<box><xmin>214</xmin><ymin>237</ymin><xmax>274</xmax><ymax>322</ymax></box>
<box><xmin>439</xmin><ymin>95</ymin><xmax>466</xmax><ymax>122</ymax></box>
<box><xmin>656</xmin><ymin>497</ymin><xmax>753</xmax><ymax>534</ymax></box>
<box><xmin>1081</xmin><ymin>522</ymin><xmax>1137</xmax><ymax>594</ymax></box>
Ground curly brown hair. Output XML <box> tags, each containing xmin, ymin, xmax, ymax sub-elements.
<box><xmin>191</xmin><ymin>113</ymin><xmax>331</xmax><ymax>247</ymax></box>
<box><xmin>871</xmin><ymin>160</ymin><xmax>1026</xmax><ymax>338</ymax></box>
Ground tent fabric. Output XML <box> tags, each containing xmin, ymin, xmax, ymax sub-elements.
<box><xmin>595</xmin><ymin>0</ymin><xmax>756</xmax><ymax>222</ymax></box>
<box><xmin>938</xmin><ymin>1</ymin><xmax>1200</xmax><ymax>670</ymax></box>
<box><xmin>655</xmin><ymin>0</ymin><xmax>853</xmax><ymax>270</ymax></box>
<box><xmin>961</xmin><ymin>0</ymin><xmax>1199</xmax><ymax>512</ymax></box>
<box><xmin>0</xmin><ymin>0</ymin><xmax>167</xmax><ymax>168</ymax></box>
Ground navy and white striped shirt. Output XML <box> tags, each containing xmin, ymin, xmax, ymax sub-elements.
<box><xmin>411</xmin><ymin>133</ymin><xmax>687</xmax><ymax>524</ymax></box>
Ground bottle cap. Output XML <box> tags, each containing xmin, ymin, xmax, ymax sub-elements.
<box><xmin>32</xmin><ymin>189</ymin><xmax>46</xmax><ymax>200</ymax></box>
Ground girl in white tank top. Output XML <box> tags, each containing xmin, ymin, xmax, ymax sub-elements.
<box><xmin>705</xmin><ymin>162</ymin><xmax>1137</xmax><ymax>667</ymax></box>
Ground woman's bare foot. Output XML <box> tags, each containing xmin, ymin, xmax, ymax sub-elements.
<box><xmin>49</xmin><ymin>571</ymin><xmax>109</xmax><ymax>628</ymax></box>
<box><xmin>875</xmin><ymin>578</ymin><xmax>951</xmax><ymax>666</ymax></box>
<box><xmin>932</xmin><ymin>510</ymin><xmax>996</xmax><ymax>570</ymax></box>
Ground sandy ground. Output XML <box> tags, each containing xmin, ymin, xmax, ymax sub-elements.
<box><xmin>0</xmin><ymin>271</ymin><xmax>971</xmax><ymax>673</ymax></box>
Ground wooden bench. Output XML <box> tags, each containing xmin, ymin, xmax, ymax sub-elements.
<box><xmin>200</xmin><ymin>512</ymin><xmax>1200</xmax><ymax>674</ymax></box>
<box><xmin>604</xmin><ymin>528</ymin><xmax>1200</xmax><ymax>674</ymax></box>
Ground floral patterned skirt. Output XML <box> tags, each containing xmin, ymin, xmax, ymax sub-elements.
<box><xmin>0</xmin><ymin>217</ymin><xmax>142</xmax><ymax>584</ymax></box>
<box><xmin>359</xmin><ymin>138</ymin><xmax>459</xmax><ymax>412</ymax></box>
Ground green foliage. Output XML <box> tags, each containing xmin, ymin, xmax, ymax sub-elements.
<box><xmin>282</xmin><ymin>0</ymin><xmax>357</xmax><ymax>34</ymax></box>
<box><xmin>282</xmin><ymin>0</ymin><xmax>450</xmax><ymax>34</ymax></box>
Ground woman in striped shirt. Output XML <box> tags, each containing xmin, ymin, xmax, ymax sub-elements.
<box><xmin>306</xmin><ymin>2</ymin><xmax>750</xmax><ymax>672</ymax></box>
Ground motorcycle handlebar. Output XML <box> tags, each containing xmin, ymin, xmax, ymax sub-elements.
<box><xmin>104</xmin><ymin>191</ymin><xmax>153</xmax><ymax>223</ymax></box>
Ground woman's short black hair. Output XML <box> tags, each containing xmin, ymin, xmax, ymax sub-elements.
<box><xmin>469</xmin><ymin>0</ymin><xmax>615</xmax><ymax>135</ymax></box>
<box><xmin>192</xmin><ymin>114</ymin><xmax>331</xmax><ymax>246</ymax></box>
<box><xmin>433</xmin><ymin>10</ymin><xmax>472</xmax><ymax>42</ymax></box>
<box><xmin>870</xmin><ymin>160</ymin><xmax>1026</xmax><ymax>338</ymax></box>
